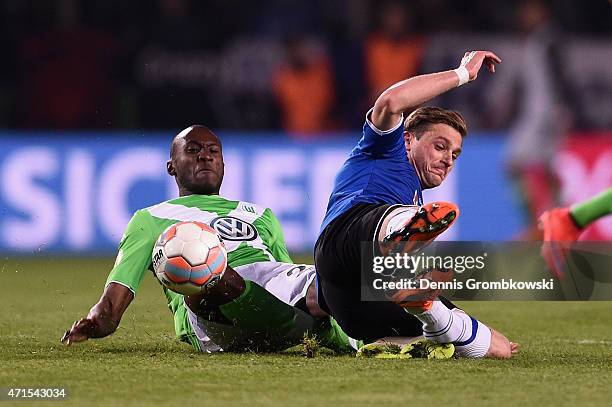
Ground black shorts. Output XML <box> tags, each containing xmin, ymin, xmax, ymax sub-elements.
<box><xmin>314</xmin><ymin>203</ymin><xmax>455</xmax><ymax>341</ymax></box>
<box><xmin>315</xmin><ymin>203</ymin><xmax>395</xmax><ymax>287</ymax></box>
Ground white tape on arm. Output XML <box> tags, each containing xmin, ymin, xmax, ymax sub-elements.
<box><xmin>453</xmin><ymin>66</ymin><xmax>470</xmax><ymax>87</ymax></box>
<box><xmin>454</xmin><ymin>51</ymin><xmax>476</xmax><ymax>87</ymax></box>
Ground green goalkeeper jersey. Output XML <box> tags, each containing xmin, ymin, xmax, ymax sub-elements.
<box><xmin>106</xmin><ymin>194</ymin><xmax>293</xmax><ymax>342</ymax></box>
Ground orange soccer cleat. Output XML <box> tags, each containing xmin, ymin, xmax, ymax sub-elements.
<box><xmin>381</xmin><ymin>202</ymin><xmax>459</xmax><ymax>311</ymax></box>
<box><xmin>538</xmin><ymin>207</ymin><xmax>584</xmax><ymax>279</ymax></box>
<box><xmin>383</xmin><ymin>202</ymin><xmax>459</xmax><ymax>248</ymax></box>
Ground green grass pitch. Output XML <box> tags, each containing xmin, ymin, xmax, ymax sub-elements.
<box><xmin>1</xmin><ymin>257</ymin><xmax>611</xmax><ymax>406</ymax></box>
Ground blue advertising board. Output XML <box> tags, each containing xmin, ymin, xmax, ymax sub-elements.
<box><xmin>0</xmin><ymin>132</ymin><xmax>523</xmax><ymax>254</ymax></box>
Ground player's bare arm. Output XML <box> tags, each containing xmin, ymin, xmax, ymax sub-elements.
<box><xmin>371</xmin><ymin>50</ymin><xmax>501</xmax><ymax>131</ymax></box>
<box><xmin>61</xmin><ymin>282</ymin><xmax>133</xmax><ymax>344</ymax></box>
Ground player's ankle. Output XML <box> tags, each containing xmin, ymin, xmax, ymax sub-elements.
<box><xmin>451</xmin><ymin>311</ymin><xmax>493</xmax><ymax>358</ymax></box>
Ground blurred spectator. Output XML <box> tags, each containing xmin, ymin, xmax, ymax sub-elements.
<box><xmin>0</xmin><ymin>0</ymin><xmax>610</xmax><ymax>131</ymax></box>
<box><xmin>17</xmin><ymin>0</ymin><xmax>119</xmax><ymax>128</ymax></box>
<box><xmin>364</xmin><ymin>1</ymin><xmax>425</xmax><ymax>102</ymax></box>
<box><xmin>210</xmin><ymin>37</ymin><xmax>284</xmax><ymax>130</ymax></box>
<box><xmin>504</xmin><ymin>0</ymin><xmax>571</xmax><ymax>238</ymax></box>
<box><xmin>273</xmin><ymin>35</ymin><xmax>335</xmax><ymax>135</ymax></box>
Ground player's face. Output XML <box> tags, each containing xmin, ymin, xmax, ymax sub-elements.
<box><xmin>169</xmin><ymin>128</ymin><xmax>224</xmax><ymax>196</ymax></box>
<box><xmin>405</xmin><ymin>124</ymin><xmax>463</xmax><ymax>189</ymax></box>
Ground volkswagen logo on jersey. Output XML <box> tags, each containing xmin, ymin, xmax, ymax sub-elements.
<box><xmin>211</xmin><ymin>216</ymin><xmax>258</xmax><ymax>241</ymax></box>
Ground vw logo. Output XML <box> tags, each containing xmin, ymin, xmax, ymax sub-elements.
<box><xmin>210</xmin><ymin>216</ymin><xmax>258</xmax><ymax>241</ymax></box>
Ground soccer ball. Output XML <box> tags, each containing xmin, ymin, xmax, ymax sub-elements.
<box><xmin>152</xmin><ymin>221</ymin><xmax>228</xmax><ymax>295</ymax></box>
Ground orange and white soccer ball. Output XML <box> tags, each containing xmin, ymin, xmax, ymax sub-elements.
<box><xmin>152</xmin><ymin>221</ymin><xmax>227</xmax><ymax>295</ymax></box>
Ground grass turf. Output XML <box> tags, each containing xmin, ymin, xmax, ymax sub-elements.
<box><xmin>1</xmin><ymin>257</ymin><xmax>611</xmax><ymax>406</ymax></box>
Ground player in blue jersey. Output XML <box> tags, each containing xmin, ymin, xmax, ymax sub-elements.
<box><xmin>315</xmin><ymin>50</ymin><xmax>517</xmax><ymax>358</ymax></box>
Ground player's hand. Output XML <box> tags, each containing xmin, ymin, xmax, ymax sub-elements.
<box><xmin>458</xmin><ymin>50</ymin><xmax>502</xmax><ymax>81</ymax></box>
<box><xmin>61</xmin><ymin>317</ymin><xmax>98</xmax><ymax>345</ymax></box>
<box><xmin>61</xmin><ymin>284</ymin><xmax>132</xmax><ymax>346</ymax></box>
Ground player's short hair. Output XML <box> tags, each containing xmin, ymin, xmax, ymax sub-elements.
<box><xmin>404</xmin><ymin>107</ymin><xmax>467</xmax><ymax>139</ymax></box>
<box><xmin>170</xmin><ymin>125</ymin><xmax>219</xmax><ymax>158</ymax></box>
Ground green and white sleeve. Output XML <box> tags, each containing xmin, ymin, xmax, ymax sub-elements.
<box><xmin>105</xmin><ymin>210</ymin><xmax>158</xmax><ymax>295</ymax></box>
<box><xmin>259</xmin><ymin>208</ymin><xmax>293</xmax><ymax>263</ymax></box>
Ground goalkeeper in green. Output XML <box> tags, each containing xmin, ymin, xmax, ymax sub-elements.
<box><xmin>61</xmin><ymin>125</ymin><xmax>359</xmax><ymax>353</ymax></box>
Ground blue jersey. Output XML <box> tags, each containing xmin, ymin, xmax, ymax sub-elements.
<box><xmin>320</xmin><ymin>110</ymin><xmax>423</xmax><ymax>233</ymax></box>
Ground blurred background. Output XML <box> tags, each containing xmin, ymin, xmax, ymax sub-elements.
<box><xmin>0</xmin><ymin>0</ymin><xmax>611</xmax><ymax>255</ymax></box>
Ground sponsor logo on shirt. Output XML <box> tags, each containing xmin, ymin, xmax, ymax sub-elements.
<box><xmin>211</xmin><ymin>216</ymin><xmax>258</xmax><ymax>241</ymax></box>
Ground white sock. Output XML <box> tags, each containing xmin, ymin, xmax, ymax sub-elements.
<box><xmin>406</xmin><ymin>300</ymin><xmax>492</xmax><ymax>358</ymax></box>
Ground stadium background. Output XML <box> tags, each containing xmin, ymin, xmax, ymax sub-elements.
<box><xmin>0</xmin><ymin>0</ymin><xmax>611</xmax><ymax>256</ymax></box>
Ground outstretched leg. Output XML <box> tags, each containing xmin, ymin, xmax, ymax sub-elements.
<box><xmin>316</xmin><ymin>202</ymin><xmax>516</xmax><ymax>358</ymax></box>
<box><xmin>383</xmin><ymin>203</ymin><xmax>513</xmax><ymax>358</ymax></box>
<box><xmin>184</xmin><ymin>263</ymin><xmax>358</xmax><ymax>353</ymax></box>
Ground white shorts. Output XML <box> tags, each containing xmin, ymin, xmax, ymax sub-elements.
<box><xmin>234</xmin><ymin>262</ymin><xmax>316</xmax><ymax>307</ymax></box>
<box><xmin>187</xmin><ymin>261</ymin><xmax>316</xmax><ymax>352</ymax></box>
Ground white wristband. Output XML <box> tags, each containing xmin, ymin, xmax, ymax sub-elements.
<box><xmin>453</xmin><ymin>66</ymin><xmax>469</xmax><ymax>87</ymax></box>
